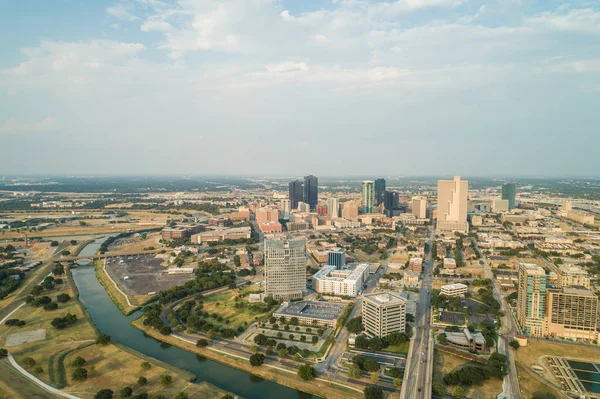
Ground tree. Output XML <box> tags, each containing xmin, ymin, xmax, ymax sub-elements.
<box><xmin>293</xmin><ymin>353</ymin><xmax>302</xmax><ymax>362</ymax></box>
<box><xmin>393</xmin><ymin>378</ymin><xmax>401</xmax><ymax>388</ymax></box>
<box><xmin>290</xmin><ymin>317</ymin><xmax>299</xmax><ymax>325</ymax></box>
<box><xmin>173</xmin><ymin>393</ymin><xmax>189</xmax><ymax>399</ymax></box>
<box><xmin>57</xmin><ymin>293</ymin><xmax>71</xmax><ymax>303</ymax></box>
<box><xmin>488</xmin><ymin>352</ymin><xmax>509</xmax><ymax>377</ymax></box>
<box><xmin>300</xmin><ymin>335</ymin><xmax>306</xmax><ymax>342</ymax></box>
<box><xmin>348</xmin><ymin>364</ymin><xmax>361</xmax><ymax>378</ymax></box>
<box><xmin>509</xmin><ymin>340</ymin><xmax>520</xmax><ymax>350</ymax></box>
<box><xmin>94</xmin><ymin>389</ymin><xmax>114</xmax><ymax>399</ymax></box>
<box><xmin>119</xmin><ymin>386</ymin><xmax>133</xmax><ymax>398</ymax></box>
<box><xmin>96</xmin><ymin>333</ymin><xmax>111</xmax><ymax>345</ymax></box>
<box><xmin>196</xmin><ymin>339</ymin><xmax>208</xmax><ymax>348</ymax></box>
<box><xmin>0</xmin><ymin>348</ymin><xmax>7</xmax><ymax>358</ymax></box>
<box><xmin>249</xmin><ymin>353</ymin><xmax>265</xmax><ymax>367</ymax></box>
<box><xmin>311</xmin><ymin>335</ymin><xmax>318</xmax><ymax>344</ymax></box>
<box><xmin>437</xmin><ymin>333</ymin><xmax>447</xmax><ymax>345</ymax></box>
<box><xmin>363</xmin><ymin>386</ymin><xmax>383</xmax><ymax>399</ymax></box>
<box><xmin>297</xmin><ymin>364</ymin><xmax>317</xmax><ymax>381</ymax></box>
<box><xmin>50</xmin><ymin>241</ymin><xmax>59</xmax><ymax>247</ymax></box>
<box><xmin>23</xmin><ymin>357</ymin><xmax>36</xmax><ymax>368</ymax></box>
<box><xmin>72</xmin><ymin>356</ymin><xmax>87</xmax><ymax>368</ymax></box>
<box><xmin>160</xmin><ymin>374</ymin><xmax>172</xmax><ymax>385</ymax></box>
<box><xmin>72</xmin><ymin>367</ymin><xmax>88</xmax><ymax>381</ymax></box>
<box><xmin>44</xmin><ymin>302</ymin><xmax>58</xmax><ymax>311</ymax></box>
<box><xmin>370</xmin><ymin>371</ymin><xmax>379</xmax><ymax>383</ymax></box>
<box><xmin>138</xmin><ymin>376</ymin><xmax>148</xmax><ymax>385</ymax></box>
<box><xmin>453</xmin><ymin>386</ymin><xmax>466</xmax><ymax>399</ymax></box>
<box><xmin>432</xmin><ymin>382</ymin><xmax>445</xmax><ymax>396</ymax></box>
<box><xmin>141</xmin><ymin>361</ymin><xmax>151</xmax><ymax>370</ymax></box>
<box><xmin>52</xmin><ymin>263</ymin><xmax>65</xmax><ymax>275</ymax></box>
<box><xmin>346</xmin><ymin>317</ymin><xmax>363</xmax><ymax>333</ymax></box>
<box><xmin>250</xmin><ymin>345</ymin><xmax>259</xmax><ymax>353</ymax></box>
<box><xmin>278</xmin><ymin>349</ymin><xmax>288</xmax><ymax>358</ymax></box>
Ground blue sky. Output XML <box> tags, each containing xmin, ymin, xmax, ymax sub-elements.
<box><xmin>1</xmin><ymin>0</ymin><xmax>599</xmax><ymax>176</ymax></box>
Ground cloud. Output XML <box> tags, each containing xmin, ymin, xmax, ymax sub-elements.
<box><xmin>526</xmin><ymin>8</ymin><xmax>600</xmax><ymax>34</ymax></box>
<box><xmin>0</xmin><ymin>117</ymin><xmax>57</xmax><ymax>134</ymax></box>
<box><xmin>106</xmin><ymin>4</ymin><xmax>139</xmax><ymax>21</ymax></box>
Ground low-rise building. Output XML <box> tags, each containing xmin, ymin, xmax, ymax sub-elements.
<box><xmin>273</xmin><ymin>301</ymin><xmax>346</xmax><ymax>328</ymax></box>
<box><xmin>445</xmin><ymin>328</ymin><xmax>488</xmax><ymax>352</ymax></box>
<box><xmin>408</xmin><ymin>257</ymin><xmax>423</xmax><ymax>273</ymax></box>
<box><xmin>312</xmin><ymin>264</ymin><xmax>370</xmax><ymax>297</ymax></box>
<box><xmin>191</xmin><ymin>227</ymin><xmax>252</xmax><ymax>244</ymax></box>
<box><xmin>443</xmin><ymin>258</ymin><xmax>457</xmax><ymax>269</ymax></box>
<box><xmin>440</xmin><ymin>283</ymin><xmax>468</xmax><ymax>297</ymax></box>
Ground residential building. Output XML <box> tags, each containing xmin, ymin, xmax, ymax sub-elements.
<box><xmin>303</xmin><ymin>175</ymin><xmax>318</xmax><ymax>210</ymax></box>
<box><xmin>557</xmin><ymin>265</ymin><xmax>590</xmax><ymax>289</ymax></box>
<box><xmin>412</xmin><ymin>196</ymin><xmax>427</xmax><ymax>219</ymax></box>
<box><xmin>408</xmin><ymin>258</ymin><xmax>423</xmax><ymax>273</ymax></box>
<box><xmin>362</xmin><ymin>291</ymin><xmax>407</xmax><ymax>337</ymax></box>
<box><xmin>374</xmin><ymin>178</ymin><xmax>386</xmax><ymax>206</ymax></box>
<box><xmin>327</xmin><ymin>197</ymin><xmax>339</xmax><ymax>218</ymax></box>
<box><xmin>264</xmin><ymin>237</ymin><xmax>307</xmax><ymax>300</ymax></box>
<box><xmin>517</xmin><ymin>263</ymin><xmax>547</xmax><ymax>337</ymax></box>
<box><xmin>440</xmin><ymin>283</ymin><xmax>468</xmax><ymax>297</ymax></box>
<box><xmin>312</xmin><ymin>264</ymin><xmax>370</xmax><ymax>297</ymax></box>
<box><xmin>545</xmin><ymin>286</ymin><xmax>599</xmax><ymax>340</ymax></box>
<box><xmin>502</xmin><ymin>183</ymin><xmax>516</xmax><ymax>210</ymax></box>
<box><xmin>289</xmin><ymin>180</ymin><xmax>303</xmax><ymax>210</ymax></box>
<box><xmin>361</xmin><ymin>181</ymin><xmax>375</xmax><ymax>214</ymax></box>
<box><xmin>437</xmin><ymin>176</ymin><xmax>469</xmax><ymax>233</ymax></box>
<box><xmin>341</xmin><ymin>201</ymin><xmax>359</xmax><ymax>220</ymax></box>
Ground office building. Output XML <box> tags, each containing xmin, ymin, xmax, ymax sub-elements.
<box><xmin>256</xmin><ymin>207</ymin><xmax>279</xmax><ymax>225</ymax></box>
<box><xmin>408</xmin><ymin>258</ymin><xmax>423</xmax><ymax>273</ymax></box>
<box><xmin>327</xmin><ymin>248</ymin><xmax>346</xmax><ymax>269</ymax></box>
<box><xmin>517</xmin><ymin>263</ymin><xmax>547</xmax><ymax>337</ymax></box>
<box><xmin>445</xmin><ymin>328</ymin><xmax>488</xmax><ymax>352</ymax></box>
<box><xmin>374</xmin><ymin>178</ymin><xmax>386</xmax><ymax>206</ymax></box>
<box><xmin>557</xmin><ymin>265</ymin><xmax>591</xmax><ymax>289</ymax></box>
<box><xmin>362</xmin><ymin>291</ymin><xmax>407</xmax><ymax>337</ymax></box>
<box><xmin>289</xmin><ymin>180</ymin><xmax>303</xmax><ymax>210</ymax></box>
<box><xmin>316</xmin><ymin>204</ymin><xmax>328</xmax><ymax>216</ymax></box>
<box><xmin>264</xmin><ymin>237</ymin><xmax>307</xmax><ymax>300</ymax></box>
<box><xmin>384</xmin><ymin>191</ymin><xmax>399</xmax><ymax>211</ymax></box>
<box><xmin>327</xmin><ymin>197</ymin><xmax>339</xmax><ymax>218</ymax></box>
<box><xmin>412</xmin><ymin>196</ymin><xmax>427</xmax><ymax>219</ymax></box>
<box><xmin>502</xmin><ymin>183</ymin><xmax>516</xmax><ymax>210</ymax></box>
<box><xmin>273</xmin><ymin>301</ymin><xmax>346</xmax><ymax>328</ymax></box>
<box><xmin>545</xmin><ymin>286</ymin><xmax>598</xmax><ymax>341</ymax></box>
<box><xmin>440</xmin><ymin>283</ymin><xmax>468</xmax><ymax>297</ymax></box>
<box><xmin>361</xmin><ymin>181</ymin><xmax>375</xmax><ymax>214</ymax></box>
<box><xmin>437</xmin><ymin>176</ymin><xmax>469</xmax><ymax>233</ymax></box>
<box><xmin>312</xmin><ymin>264</ymin><xmax>370</xmax><ymax>297</ymax></box>
<box><xmin>280</xmin><ymin>199</ymin><xmax>291</xmax><ymax>220</ymax></box>
<box><xmin>191</xmin><ymin>227</ymin><xmax>251</xmax><ymax>244</ymax></box>
<box><xmin>303</xmin><ymin>175</ymin><xmax>318</xmax><ymax>210</ymax></box>
<box><xmin>341</xmin><ymin>201</ymin><xmax>359</xmax><ymax>220</ymax></box>
<box><xmin>492</xmin><ymin>199</ymin><xmax>509</xmax><ymax>213</ymax></box>
<box><xmin>562</xmin><ymin>200</ymin><xmax>572</xmax><ymax>212</ymax></box>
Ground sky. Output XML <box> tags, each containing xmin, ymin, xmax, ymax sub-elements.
<box><xmin>0</xmin><ymin>0</ymin><xmax>599</xmax><ymax>177</ymax></box>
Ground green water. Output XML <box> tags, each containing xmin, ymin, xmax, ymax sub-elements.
<box><xmin>568</xmin><ymin>360</ymin><xmax>600</xmax><ymax>394</ymax></box>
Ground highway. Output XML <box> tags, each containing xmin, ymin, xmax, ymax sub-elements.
<box><xmin>400</xmin><ymin>224</ymin><xmax>435</xmax><ymax>399</ymax></box>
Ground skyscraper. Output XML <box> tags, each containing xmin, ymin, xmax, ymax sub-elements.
<box><xmin>517</xmin><ymin>263</ymin><xmax>547</xmax><ymax>337</ymax></box>
<box><xmin>436</xmin><ymin>176</ymin><xmax>469</xmax><ymax>233</ymax></box>
<box><xmin>303</xmin><ymin>175</ymin><xmax>318</xmax><ymax>210</ymax></box>
<box><xmin>264</xmin><ymin>237</ymin><xmax>307</xmax><ymax>300</ymax></box>
<box><xmin>384</xmin><ymin>191</ymin><xmax>399</xmax><ymax>211</ymax></box>
<box><xmin>374</xmin><ymin>178</ymin><xmax>386</xmax><ymax>206</ymax></box>
<box><xmin>502</xmin><ymin>183</ymin><xmax>516</xmax><ymax>210</ymax></box>
<box><xmin>412</xmin><ymin>196</ymin><xmax>427</xmax><ymax>219</ymax></box>
<box><xmin>362</xmin><ymin>291</ymin><xmax>407</xmax><ymax>337</ymax></box>
<box><xmin>280</xmin><ymin>199</ymin><xmax>291</xmax><ymax>220</ymax></box>
<box><xmin>361</xmin><ymin>181</ymin><xmax>374</xmax><ymax>214</ymax></box>
<box><xmin>327</xmin><ymin>248</ymin><xmax>346</xmax><ymax>269</ymax></box>
<box><xmin>327</xmin><ymin>197</ymin><xmax>339</xmax><ymax>218</ymax></box>
<box><xmin>341</xmin><ymin>201</ymin><xmax>359</xmax><ymax>220</ymax></box>
<box><xmin>289</xmin><ymin>180</ymin><xmax>303</xmax><ymax>210</ymax></box>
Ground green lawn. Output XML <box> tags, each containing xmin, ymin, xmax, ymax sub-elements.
<box><xmin>383</xmin><ymin>342</ymin><xmax>410</xmax><ymax>355</ymax></box>
<box><xmin>199</xmin><ymin>289</ymin><xmax>270</xmax><ymax>330</ymax></box>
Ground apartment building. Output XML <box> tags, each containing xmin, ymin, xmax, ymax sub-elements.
<box><xmin>517</xmin><ymin>263</ymin><xmax>547</xmax><ymax>337</ymax></box>
<box><xmin>312</xmin><ymin>264</ymin><xmax>370</xmax><ymax>297</ymax></box>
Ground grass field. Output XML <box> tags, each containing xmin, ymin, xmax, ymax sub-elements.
<box><xmin>382</xmin><ymin>342</ymin><xmax>410</xmax><ymax>355</ymax></box>
<box><xmin>350</xmin><ymin>249</ymin><xmax>383</xmax><ymax>263</ymax></box>
<box><xmin>198</xmin><ymin>288</ymin><xmax>270</xmax><ymax>330</ymax></box>
<box><xmin>0</xmin><ymin>360</ymin><xmax>54</xmax><ymax>399</ymax></box>
<box><xmin>515</xmin><ymin>361</ymin><xmax>561</xmax><ymax>399</ymax></box>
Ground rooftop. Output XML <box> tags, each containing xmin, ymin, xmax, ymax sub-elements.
<box><xmin>363</xmin><ymin>291</ymin><xmax>406</xmax><ymax>306</ymax></box>
<box><xmin>274</xmin><ymin>301</ymin><xmax>346</xmax><ymax>321</ymax></box>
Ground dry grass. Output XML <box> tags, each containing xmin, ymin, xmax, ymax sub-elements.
<box><xmin>107</xmin><ymin>232</ymin><xmax>163</xmax><ymax>253</ymax></box>
<box><xmin>516</xmin><ymin>362</ymin><xmax>562</xmax><ymax>399</ymax></box>
<box><xmin>0</xmin><ymin>360</ymin><xmax>54</xmax><ymax>399</ymax></box>
<box><xmin>351</xmin><ymin>249</ymin><xmax>383</xmax><ymax>263</ymax></box>
<box><xmin>515</xmin><ymin>340</ymin><xmax>600</xmax><ymax>367</ymax></box>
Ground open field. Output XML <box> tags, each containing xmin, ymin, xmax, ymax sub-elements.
<box><xmin>433</xmin><ymin>348</ymin><xmax>502</xmax><ymax>399</ymax></box>
<box><xmin>107</xmin><ymin>232</ymin><xmax>163</xmax><ymax>253</ymax></box>
<box><xmin>382</xmin><ymin>342</ymin><xmax>410</xmax><ymax>355</ymax></box>
<box><xmin>198</xmin><ymin>287</ymin><xmax>271</xmax><ymax>330</ymax></box>
<box><xmin>516</xmin><ymin>361</ymin><xmax>562</xmax><ymax>399</ymax></box>
<box><xmin>0</xmin><ymin>360</ymin><xmax>54</xmax><ymax>399</ymax></box>
<box><xmin>350</xmin><ymin>249</ymin><xmax>382</xmax><ymax>263</ymax></box>
<box><xmin>132</xmin><ymin>317</ymin><xmax>365</xmax><ymax>399</ymax></box>
<box><xmin>94</xmin><ymin>261</ymin><xmax>146</xmax><ymax>315</ymax></box>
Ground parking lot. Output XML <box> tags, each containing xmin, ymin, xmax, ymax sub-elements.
<box><xmin>105</xmin><ymin>254</ymin><xmax>194</xmax><ymax>296</ymax></box>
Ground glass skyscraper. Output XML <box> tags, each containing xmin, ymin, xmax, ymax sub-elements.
<box><xmin>502</xmin><ymin>183</ymin><xmax>516</xmax><ymax>210</ymax></box>
<box><xmin>374</xmin><ymin>178</ymin><xmax>386</xmax><ymax>206</ymax></box>
<box><xmin>303</xmin><ymin>175</ymin><xmax>318</xmax><ymax>210</ymax></box>
<box><xmin>289</xmin><ymin>180</ymin><xmax>303</xmax><ymax>210</ymax></box>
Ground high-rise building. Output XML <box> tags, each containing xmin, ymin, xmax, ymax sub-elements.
<box><xmin>374</xmin><ymin>178</ymin><xmax>386</xmax><ymax>206</ymax></box>
<box><xmin>556</xmin><ymin>265</ymin><xmax>591</xmax><ymax>289</ymax></box>
<box><xmin>280</xmin><ymin>199</ymin><xmax>291</xmax><ymax>220</ymax></box>
<box><xmin>264</xmin><ymin>237</ymin><xmax>307</xmax><ymax>300</ymax></box>
<box><xmin>517</xmin><ymin>263</ymin><xmax>547</xmax><ymax>337</ymax></box>
<box><xmin>256</xmin><ymin>207</ymin><xmax>279</xmax><ymax>225</ymax></box>
<box><xmin>545</xmin><ymin>286</ymin><xmax>599</xmax><ymax>341</ymax></box>
<box><xmin>562</xmin><ymin>199</ymin><xmax>572</xmax><ymax>212</ymax></box>
<box><xmin>327</xmin><ymin>197</ymin><xmax>339</xmax><ymax>218</ymax></box>
<box><xmin>362</xmin><ymin>291</ymin><xmax>407</xmax><ymax>337</ymax></box>
<box><xmin>361</xmin><ymin>181</ymin><xmax>374</xmax><ymax>214</ymax></box>
<box><xmin>316</xmin><ymin>205</ymin><xmax>328</xmax><ymax>216</ymax></box>
<box><xmin>327</xmin><ymin>248</ymin><xmax>346</xmax><ymax>269</ymax></box>
<box><xmin>341</xmin><ymin>201</ymin><xmax>359</xmax><ymax>220</ymax></box>
<box><xmin>289</xmin><ymin>180</ymin><xmax>303</xmax><ymax>210</ymax></box>
<box><xmin>384</xmin><ymin>191</ymin><xmax>399</xmax><ymax>211</ymax></box>
<box><xmin>412</xmin><ymin>196</ymin><xmax>427</xmax><ymax>219</ymax></box>
<box><xmin>303</xmin><ymin>175</ymin><xmax>318</xmax><ymax>210</ymax></box>
<box><xmin>436</xmin><ymin>176</ymin><xmax>469</xmax><ymax>233</ymax></box>
<box><xmin>502</xmin><ymin>183</ymin><xmax>516</xmax><ymax>210</ymax></box>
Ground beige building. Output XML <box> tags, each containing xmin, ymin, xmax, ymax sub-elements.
<box><xmin>492</xmin><ymin>199</ymin><xmax>509</xmax><ymax>213</ymax></box>
<box><xmin>191</xmin><ymin>227</ymin><xmax>251</xmax><ymax>244</ymax></box>
<box><xmin>412</xmin><ymin>196</ymin><xmax>427</xmax><ymax>219</ymax></box>
<box><xmin>440</xmin><ymin>283</ymin><xmax>468</xmax><ymax>297</ymax></box>
<box><xmin>545</xmin><ymin>286</ymin><xmax>598</xmax><ymax>341</ymax></box>
<box><xmin>264</xmin><ymin>237</ymin><xmax>307</xmax><ymax>300</ymax></box>
<box><xmin>341</xmin><ymin>201</ymin><xmax>359</xmax><ymax>220</ymax></box>
<box><xmin>557</xmin><ymin>265</ymin><xmax>591</xmax><ymax>289</ymax></box>
<box><xmin>471</xmin><ymin>215</ymin><xmax>483</xmax><ymax>227</ymax></box>
<box><xmin>327</xmin><ymin>197</ymin><xmax>339</xmax><ymax>218</ymax></box>
<box><xmin>566</xmin><ymin>211</ymin><xmax>594</xmax><ymax>225</ymax></box>
<box><xmin>517</xmin><ymin>263</ymin><xmax>547</xmax><ymax>337</ymax></box>
<box><xmin>436</xmin><ymin>176</ymin><xmax>469</xmax><ymax>233</ymax></box>
<box><xmin>362</xmin><ymin>291</ymin><xmax>407</xmax><ymax>337</ymax></box>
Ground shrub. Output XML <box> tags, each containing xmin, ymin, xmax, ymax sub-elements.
<box><xmin>119</xmin><ymin>386</ymin><xmax>133</xmax><ymax>398</ymax></box>
<box><xmin>137</xmin><ymin>376</ymin><xmax>148</xmax><ymax>386</ymax></box>
<box><xmin>96</xmin><ymin>333</ymin><xmax>111</xmax><ymax>345</ymax></box>
<box><xmin>160</xmin><ymin>375</ymin><xmax>172</xmax><ymax>385</ymax></box>
<box><xmin>72</xmin><ymin>356</ymin><xmax>87</xmax><ymax>368</ymax></box>
<box><xmin>72</xmin><ymin>367</ymin><xmax>88</xmax><ymax>381</ymax></box>
<box><xmin>249</xmin><ymin>353</ymin><xmax>265</xmax><ymax>367</ymax></box>
<box><xmin>95</xmin><ymin>389</ymin><xmax>114</xmax><ymax>399</ymax></box>
<box><xmin>23</xmin><ymin>357</ymin><xmax>36</xmax><ymax>368</ymax></box>
<box><xmin>141</xmin><ymin>361</ymin><xmax>151</xmax><ymax>370</ymax></box>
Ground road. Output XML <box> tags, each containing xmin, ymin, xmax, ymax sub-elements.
<box><xmin>475</xmin><ymin>239</ymin><xmax>521</xmax><ymax>399</ymax></box>
<box><xmin>401</xmin><ymin>224</ymin><xmax>435</xmax><ymax>399</ymax></box>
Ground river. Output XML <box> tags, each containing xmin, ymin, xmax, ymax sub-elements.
<box><xmin>71</xmin><ymin>264</ymin><xmax>314</xmax><ymax>399</ymax></box>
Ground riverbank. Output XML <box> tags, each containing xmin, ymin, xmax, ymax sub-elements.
<box><xmin>93</xmin><ymin>260</ymin><xmax>144</xmax><ymax>315</ymax></box>
<box><xmin>132</xmin><ymin>317</ymin><xmax>364</xmax><ymax>399</ymax></box>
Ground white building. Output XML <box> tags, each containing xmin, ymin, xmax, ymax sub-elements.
<box><xmin>440</xmin><ymin>283</ymin><xmax>468</xmax><ymax>297</ymax></box>
<box><xmin>436</xmin><ymin>176</ymin><xmax>469</xmax><ymax>233</ymax></box>
<box><xmin>264</xmin><ymin>237</ymin><xmax>307</xmax><ymax>300</ymax></box>
<box><xmin>412</xmin><ymin>196</ymin><xmax>427</xmax><ymax>219</ymax></box>
<box><xmin>312</xmin><ymin>264</ymin><xmax>370</xmax><ymax>297</ymax></box>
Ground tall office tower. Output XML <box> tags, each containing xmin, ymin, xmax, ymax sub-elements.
<box><xmin>327</xmin><ymin>197</ymin><xmax>339</xmax><ymax>218</ymax></box>
<box><xmin>517</xmin><ymin>263</ymin><xmax>547</xmax><ymax>337</ymax></box>
<box><xmin>545</xmin><ymin>286</ymin><xmax>599</xmax><ymax>340</ymax></box>
<box><xmin>289</xmin><ymin>180</ymin><xmax>303</xmax><ymax>210</ymax></box>
<box><xmin>303</xmin><ymin>175</ymin><xmax>318</xmax><ymax>210</ymax></box>
<box><xmin>256</xmin><ymin>207</ymin><xmax>279</xmax><ymax>225</ymax></box>
<box><xmin>501</xmin><ymin>183</ymin><xmax>516</xmax><ymax>210</ymax></box>
<box><xmin>361</xmin><ymin>181</ymin><xmax>375</xmax><ymax>214</ymax></box>
<box><xmin>264</xmin><ymin>237</ymin><xmax>307</xmax><ymax>300</ymax></box>
<box><xmin>327</xmin><ymin>248</ymin><xmax>346</xmax><ymax>270</ymax></box>
<box><xmin>436</xmin><ymin>176</ymin><xmax>469</xmax><ymax>233</ymax></box>
<box><xmin>374</xmin><ymin>178</ymin><xmax>386</xmax><ymax>206</ymax></box>
<box><xmin>280</xmin><ymin>199</ymin><xmax>291</xmax><ymax>220</ymax></box>
<box><xmin>412</xmin><ymin>196</ymin><xmax>427</xmax><ymax>219</ymax></box>
<box><xmin>341</xmin><ymin>201</ymin><xmax>359</xmax><ymax>220</ymax></box>
<box><xmin>384</xmin><ymin>191</ymin><xmax>399</xmax><ymax>211</ymax></box>
<box><xmin>557</xmin><ymin>265</ymin><xmax>591</xmax><ymax>289</ymax></box>
<box><xmin>362</xmin><ymin>291</ymin><xmax>407</xmax><ymax>337</ymax></box>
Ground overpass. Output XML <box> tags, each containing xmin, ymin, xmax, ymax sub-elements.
<box><xmin>53</xmin><ymin>248</ymin><xmax>165</xmax><ymax>262</ymax></box>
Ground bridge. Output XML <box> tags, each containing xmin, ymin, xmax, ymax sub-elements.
<box><xmin>53</xmin><ymin>248</ymin><xmax>165</xmax><ymax>262</ymax></box>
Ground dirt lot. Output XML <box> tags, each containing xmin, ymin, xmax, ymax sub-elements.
<box><xmin>105</xmin><ymin>254</ymin><xmax>194</xmax><ymax>296</ymax></box>
<box><xmin>4</xmin><ymin>329</ymin><xmax>46</xmax><ymax>347</ymax></box>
